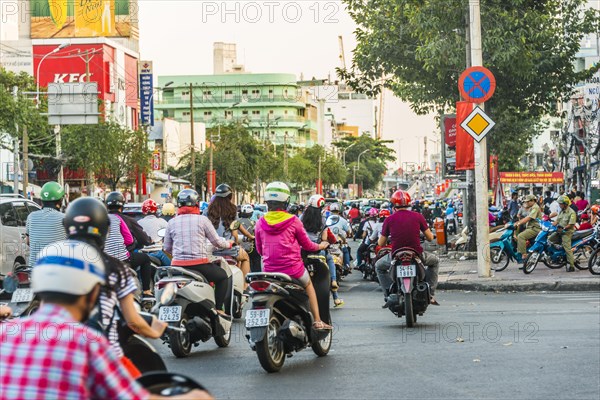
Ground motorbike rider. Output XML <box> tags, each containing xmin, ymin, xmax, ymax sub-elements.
<box><xmin>254</xmin><ymin>182</ymin><xmax>332</xmax><ymax>330</ymax></box>
<box><xmin>207</xmin><ymin>183</ymin><xmax>251</xmax><ymax>285</ymax></box>
<box><xmin>549</xmin><ymin>195</ymin><xmax>578</xmax><ymax>272</ymax></box>
<box><xmin>63</xmin><ymin>197</ymin><xmax>167</xmax><ymax>377</ymax></box>
<box><xmin>509</xmin><ymin>194</ymin><xmax>542</xmax><ymax>264</ymax></box>
<box><xmin>138</xmin><ymin>199</ymin><xmax>171</xmax><ymax>266</ymax></box>
<box><xmin>375</xmin><ymin>190</ymin><xmax>440</xmax><ymax>306</ymax></box>
<box><xmin>25</xmin><ymin>181</ymin><xmax>66</xmax><ymax>266</ymax></box>
<box><xmin>163</xmin><ymin>189</ymin><xmax>234</xmax><ymax>315</ymax></box>
<box><xmin>239</xmin><ymin>204</ymin><xmax>261</xmax><ymax>273</ymax></box>
<box><xmin>355</xmin><ymin>208</ymin><xmax>378</xmax><ymax>270</ymax></box>
<box><xmin>577</xmin><ymin>214</ymin><xmax>593</xmax><ymax>231</ymax></box>
<box><xmin>105</xmin><ymin>192</ymin><xmax>155</xmax><ymax>298</ymax></box>
<box><xmin>347</xmin><ymin>203</ymin><xmax>361</xmax><ymax>225</ymax></box>
<box><xmin>0</xmin><ymin>240</ymin><xmax>209</xmax><ymax>400</ymax></box>
<box><xmin>301</xmin><ymin>194</ymin><xmax>344</xmax><ymax>307</ymax></box>
<box><xmin>326</xmin><ymin>203</ymin><xmax>352</xmax><ymax>269</ymax></box>
<box><xmin>160</xmin><ymin>202</ymin><xmax>176</xmax><ymax>222</ymax></box>
<box><xmin>369</xmin><ymin>209</ymin><xmax>390</xmax><ymax>243</ymax></box>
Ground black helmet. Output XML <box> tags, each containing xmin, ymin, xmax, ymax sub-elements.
<box><xmin>177</xmin><ymin>189</ymin><xmax>199</xmax><ymax>207</ymax></box>
<box><xmin>105</xmin><ymin>191</ymin><xmax>125</xmax><ymax>209</ymax></box>
<box><xmin>64</xmin><ymin>197</ymin><xmax>110</xmax><ymax>248</ymax></box>
<box><xmin>287</xmin><ymin>203</ymin><xmax>299</xmax><ymax>214</ymax></box>
<box><xmin>215</xmin><ymin>183</ymin><xmax>232</xmax><ymax>198</ymax></box>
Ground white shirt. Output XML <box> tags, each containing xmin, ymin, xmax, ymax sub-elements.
<box><xmin>138</xmin><ymin>214</ymin><xmax>168</xmax><ymax>243</ymax></box>
<box><xmin>549</xmin><ymin>201</ymin><xmax>561</xmax><ymax>222</ymax></box>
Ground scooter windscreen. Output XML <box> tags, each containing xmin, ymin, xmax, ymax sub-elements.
<box><xmin>137</xmin><ymin>372</ymin><xmax>207</xmax><ymax>396</ymax></box>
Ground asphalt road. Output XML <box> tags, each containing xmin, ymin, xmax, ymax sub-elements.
<box><xmin>154</xmin><ymin>269</ymin><xmax>600</xmax><ymax>399</ymax></box>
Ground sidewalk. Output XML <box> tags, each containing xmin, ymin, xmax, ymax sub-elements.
<box><xmin>435</xmin><ymin>255</ymin><xmax>600</xmax><ymax>292</ymax></box>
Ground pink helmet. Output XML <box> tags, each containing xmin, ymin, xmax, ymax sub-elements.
<box><xmin>367</xmin><ymin>208</ymin><xmax>378</xmax><ymax>217</ymax></box>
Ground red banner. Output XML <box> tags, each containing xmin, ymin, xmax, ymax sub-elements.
<box><xmin>499</xmin><ymin>172</ymin><xmax>564</xmax><ymax>184</ymax></box>
<box><xmin>455</xmin><ymin>101</ymin><xmax>474</xmax><ymax>170</ymax></box>
<box><xmin>316</xmin><ymin>179</ymin><xmax>323</xmax><ymax>195</ymax></box>
<box><xmin>444</xmin><ymin>117</ymin><xmax>457</xmax><ymax>147</ymax></box>
<box><xmin>489</xmin><ymin>154</ymin><xmax>499</xmax><ymax>187</ymax></box>
<box><xmin>206</xmin><ymin>170</ymin><xmax>216</xmax><ymax>193</ymax></box>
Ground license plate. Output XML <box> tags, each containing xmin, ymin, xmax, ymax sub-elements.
<box><xmin>158</xmin><ymin>305</ymin><xmax>182</xmax><ymax>322</ymax></box>
<box><xmin>11</xmin><ymin>288</ymin><xmax>33</xmax><ymax>303</ymax></box>
<box><xmin>396</xmin><ymin>264</ymin><xmax>417</xmax><ymax>278</ymax></box>
<box><xmin>245</xmin><ymin>309</ymin><xmax>270</xmax><ymax>328</ymax></box>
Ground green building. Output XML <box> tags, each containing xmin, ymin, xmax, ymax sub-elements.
<box><xmin>155</xmin><ymin>73</ymin><xmax>318</xmax><ymax>148</ymax></box>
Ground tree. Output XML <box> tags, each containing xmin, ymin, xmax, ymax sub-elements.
<box><xmin>340</xmin><ymin>0</ymin><xmax>600</xmax><ymax>170</ymax></box>
<box><xmin>62</xmin><ymin>122</ymin><xmax>150</xmax><ymax>190</ymax></box>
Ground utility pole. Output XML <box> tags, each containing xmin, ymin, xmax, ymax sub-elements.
<box><xmin>189</xmin><ymin>83</ymin><xmax>196</xmax><ymax>189</ymax></box>
<box><xmin>13</xmin><ymin>138</ymin><xmax>19</xmax><ymax>195</ymax></box>
<box><xmin>469</xmin><ymin>0</ymin><xmax>491</xmax><ymax>278</ymax></box>
<box><xmin>464</xmin><ymin>7</ymin><xmax>474</xmax><ymax>243</ymax></box>
<box><xmin>283</xmin><ymin>132</ymin><xmax>288</xmax><ymax>178</ymax></box>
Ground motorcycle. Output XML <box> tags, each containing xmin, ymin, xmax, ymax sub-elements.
<box><xmin>153</xmin><ymin>259</ymin><xmax>235</xmax><ymax>358</ymax></box>
<box><xmin>589</xmin><ymin>242</ymin><xmax>600</xmax><ymax>275</ymax></box>
<box><xmin>383</xmin><ymin>248</ymin><xmax>430</xmax><ymax>327</ymax></box>
<box><xmin>245</xmin><ymin>253</ymin><xmax>333</xmax><ymax>373</ymax></box>
<box><xmin>137</xmin><ymin>372</ymin><xmax>209</xmax><ymax>398</ymax></box>
<box><xmin>489</xmin><ymin>222</ymin><xmax>520</xmax><ymax>272</ymax></box>
<box><xmin>454</xmin><ymin>226</ymin><xmax>471</xmax><ymax>251</ymax></box>
<box><xmin>524</xmin><ymin>220</ymin><xmax>598</xmax><ymax>274</ymax></box>
<box><xmin>0</xmin><ymin>265</ymin><xmax>39</xmax><ymax>318</ymax></box>
<box><xmin>360</xmin><ymin>244</ymin><xmax>379</xmax><ymax>282</ymax></box>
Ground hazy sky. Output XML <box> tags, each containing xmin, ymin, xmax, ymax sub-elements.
<box><xmin>138</xmin><ymin>0</ymin><xmax>438</xmax><ymax>166</ymax></box>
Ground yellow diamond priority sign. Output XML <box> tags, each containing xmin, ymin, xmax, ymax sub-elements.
<box><xmin>460</xmin><ymin>106</ymin><xmax>495</xmax><ymax>142</ymax></box>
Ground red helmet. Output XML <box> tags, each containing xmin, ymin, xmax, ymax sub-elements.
<box><xmin>142</xmin><ymin>199</ymin><xmax>158</xmax><ymax>214</ymax></box>
<box><xmin>390</xmin><ymin>190</ymin><xmax>411</xmax><ymax>208</ymax></box>
<box><xmin>378</xmin><ymin>209</ymin><xmax>391</xmax><ymax>218</ymax></box>
<box><xmin>591</xmin><ymin>205</ymin><xmax>599</xmax><ymax>215</ymax></box>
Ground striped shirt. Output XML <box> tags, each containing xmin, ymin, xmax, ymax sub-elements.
<box><xmin>138</xmin><ymin>215</ymin><xmax>168</xmax><ymax>243</ymax></box>
<box><xmin>105</xmin><ymin>214</ymin><xmax>131</xmax><ymax>261</ymax></box>
<box><xmin>99</xmin><ymin>268</ymin><xmax>138</xmax><ymax>358</ymax></box>
<box><xmin>26</xmin><ymin>207</ymin><xmax>66</xmax><ymax>266</ymax></box>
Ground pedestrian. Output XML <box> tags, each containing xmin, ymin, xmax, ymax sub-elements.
<box><xmin>549</xmin><ymin>196</ymin><xmax>578</xmax><ymax>272</ymax></box>
<box><xmin>507</xmin><ymin>192</ymin><xmax>520</xmax><ymax>221</ymax></box>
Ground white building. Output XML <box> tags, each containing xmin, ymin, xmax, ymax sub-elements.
<box><xmin>213</xmin><ymin>42</ymin><xmax>245</xmax><ymax>74</ymax></box>
<box><xmin>149</xmin><ymin>118</ymin><xmax>206</xmax><ymax>170</ymax></box>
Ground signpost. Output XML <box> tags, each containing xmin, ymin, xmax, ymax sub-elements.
<box><xmin>139</xmin><ymin>61</ymin><xmax>154</xmax><ymax>126</ymax></box>
<box><xmin>459</xmin><ymin>66</ymin><xmax>496</xmax><ymax>103</ymax></box>
<box><xmin>460</xmin><ymin>106</ymin><xmax>496</xmax><ymax>142</ymax></box>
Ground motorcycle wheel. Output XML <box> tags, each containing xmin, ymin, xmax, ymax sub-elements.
<box><xmin>589</xmin><ymin>248</ymin><xmax>600</xmax><ymax>275</ymax></box>
<box><xmin>233</xmin><ymin>293</ymin><xmax>243</xmax><ymax>319</ymax></box>
<box><xmin>404</xmin><ymin>293</ymin><xmax>415</xmax><ymax>327</ymax></box>
<box><xmin>123</xmin><ymin>336</ymin><xmax>167</xmax><ymax>374</ymax></box>
<box><xmin>311</xmin><ymin>329</ymin><xmax>332</xmax><ymax>357</ymax></box>
<box><xmin>543</xmin><ymin>256</ymin><xmax>566</xmax><ymax>269</ymax></box>
<box><xmin>524</xmin><ymin>252</ymin><xmax>540</xmax><ymax>274</ymax></box>
<box><xmin>213</xmin><ymin>321</ymin><xmax>232</xmax><ymax>348</ymax></box>
<box><xmin>490</xmin><ymin>248</ymin><xmax>509</xmax><ymax>272</ymax></box>
<box><xmin>256</xmin><ymin>316</ymin><xmax>285</xmax><ymax>373</ymax></box>
<box><xmin>22</xmin><ymin>299</ymin><xmax>40</xmax><ymax>316</ymax></box>
<box><xmin>169</xmin><ymin>313</ymin><xmax>192</xmax><ymax>358</ymax></box>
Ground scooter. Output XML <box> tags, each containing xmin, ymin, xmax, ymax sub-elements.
<box><xmin>137</xmin><ymin>372</ymin><xmax>209</xmax><ymax>398</ymax></box>
<box><xmin>383</xmin><ymin>248</ymin><xmax>430</xmax><ymax>327</ymax></box>
<box><xmin>211</xmin><ymin>250</ymin><xmax>247</xmax><ymax>319</ymax></box>
<box><xmin>489</xmin><ymin>222</ymin><xmax>521</xmax><ymax>272</ymax></box>
<box><xmin>153</xmin><ymin>260</ymin><xmax>235</xmax><ymax>358</ymax></box>
<box><xmin>0</xmin><ymin>265</ymin><xmax>39</xmax><ymax>318</ymax></box>
<box><xmin>360</xmin><ymin>244</ymin><xmax>379</xmax><ymax>282</ymax></box>
<box><xmin>524</xmin><ymin>220</ymin><xmax>597</xmax><ymax>274</ymax></box>
<box><xmin>245</xmin><ymin>253</ymin><xmax>333</xmax><ymax>373</ymax></box>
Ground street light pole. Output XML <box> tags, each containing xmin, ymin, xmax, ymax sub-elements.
<box><xmin>189</xmin><ymin>83</ymin><xmax>196</xmax><ymax>189</ymax></box>
<box><xmin>353</xmin><ymin>149</ymin><xmax>370</xmax><ymax>198</ymax></box>
<box><xmin>36</xmin><ymin>43</ymin><xmax>69</xmax><ymax>106</ymax></box>
<box><xmin>342</xmin><ymin>142</ymin><xmax>357</xmax><ymax>166</ymax></box>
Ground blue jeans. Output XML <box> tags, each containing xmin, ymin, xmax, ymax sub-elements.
<box><xmin>320</xmin><ymin>251</ymin><xmax>336</xmax><ymax>281</ymax></box>
<box><xmin>149</xmin><ymin>251</ymin><xmax>171</xmax><ymax>266</ymax></box>
<box><xmin>342</xmin><ymin>246</ymin><xmax>351</xmax><ymax>267</ymax></box>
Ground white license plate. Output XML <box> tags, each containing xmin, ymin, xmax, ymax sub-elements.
<box><xmin>158</xmin><ymin>305</ymin><xmax>182</xmax><ymax>322</ymax></box>
<box><xmin>245</xmin><ymin>309</ymin><xmax>270</xmax><ymax>328</ymax></box>
<box><xmin>396</xmin><ymin>264</ymin><xmax>417</xmax><ymax>278</ymax></box>
<box><xmin>11</xmin><ymin>288</ymin><xmax>33</xmax><ymax>303</ymax></box>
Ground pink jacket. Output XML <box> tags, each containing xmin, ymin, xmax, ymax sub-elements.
<box><xmin>255</xmin><ymin>211</ymin><xmax>320</xmax><ymax>279</ymax></box>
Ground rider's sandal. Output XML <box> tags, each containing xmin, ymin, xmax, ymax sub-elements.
<box><xmin>331</xmin><ymin>280</ymin><xmax>339</xmax><ymax>290</ymax></box>
<box><xmin>430</xmin><ymin>297</ymin><xmax>440</xmax><ymax>306</ymax></box>
<box><xmin>334</xmin><ymin>298</ymin><xmax>344</xmax><ymax>308</ymax></box>
<box><xmin>313</xmin><ymin>320</ymin><xmax>333</xmax><ymax>330</ymax></box>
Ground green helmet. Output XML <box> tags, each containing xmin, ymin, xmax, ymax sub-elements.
<box><xmin>40</xmin><ymin>181</ymin><xmax>65</xmax><ymax>201</ymax></box>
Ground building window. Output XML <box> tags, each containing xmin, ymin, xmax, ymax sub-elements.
<box><xmin>242</xmin><ymin>110</ymin><xmax>248</xmax><ymax>115</ymax></box>
<box><xmin>203</xmin><ymin>111</ymin><xmax>212</xmax><ymax>117</ymax></box>
<box><xmin>252</xmin><ymin>131</ymin><xmax>260</xmax><ymax>136</ymax></box>
<box><xmin>536</xmin><ymin>153</ymin><xmax>544</xmax><ymax>168</ymax></box>
<box><xmin>269</xmin><ymin>110</ymin><xmax>274</xmax><ymax>114</ymax></box>
<box><xmin>268</xmin><ymin>89</ymin><xmax>274</xmax><ymax>99</ymax></box>
<box><xmin>202</xmin><ymin>91</ymin><xmax>212</xmax><ymax>100</ymax></box>
<box><xmin>270</xmin><ymin>131</ymin><xmax>275</xmax><ymax>135</ymax></box>
<box><xmin>284</xmin><ymin>89</ymin><xmax>288</xmax><ymax>97</ymax></box>
<box><xmin>225</xmin><ymin>110</ymin><xmax>233</xmax><ymax>119</ymax></box>
<box><xmin>182</xmin><ymin>111</ymin><xmax>190</xmax><ymax>116</ymax></box>
<box><xmin>181</xmin><ymin>91</ymin><xmax>190</xmax><ymax>96</ymax></box>
<box><xmin>327</xmin><ymin>108</ymin><xmax>331</xmax><ymax>112</ymax></box>
<box><xmin>242</xmin><ymin>89</ymin><xmax>248</xmax><ymax>99</ymax></box>
<box><xmin>224</xmin><ymin>90</ymin><xmax>233</xmax><ymax>100</ymax></box>
<box><xmin>284</xmin><ymin>110</ymin><xmax>288</xmax><ymax>115</ymax></box>
<box><xmin>252</xmin><ymin>110</ymin><xmax>260</xmax><ymax>115</ymax></box>
<box><xmin>251</xmin><ymin>89</ymin><xmax>260</xmax><ymax>97</ymax></box>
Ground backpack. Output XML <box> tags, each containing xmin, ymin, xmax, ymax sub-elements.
<box><xmin>119</xmin><ymin>213</ymin><xmax>152</xmax><ymax>249</ymax></box>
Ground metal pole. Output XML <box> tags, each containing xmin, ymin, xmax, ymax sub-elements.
<box><xmin>23</xmin><ymin>126</ymin><xmax>28</xmax><ymax>198</ymax></box>
<box><xmin>469</xmin><ymin>0</ymin><xmax>491</xmax><ymax>277</ymax></box>
<box><xmin>283</xmin><ymin>132</ymin><xmax>288</xmax><ymax>178</ymax></box>
<box><xmin>353</xmin><ymin>165</ymin><xmax>357</xmax><ymax>198</ymax></box>
<box><xmin>55</xmin><ymin>125</ymin><xmax>63</xmax><ymax>187</ymax></box>
<box><xmin>318</xmin><ymin>156</ymin><xmax>322</xmax><ymax>195</ymax></box>
<box><xmin>190</xmin><ymin>83</ymin><xmax>196</xmax><ymax>189</ymax></box>
<box><xmin>13</xmin><ymin>138</ymin><xmax>19</xmax><ymax>195</ymax></box>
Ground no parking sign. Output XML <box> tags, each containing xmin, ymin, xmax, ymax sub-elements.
<box><xmin>459</xmin><ymin>66</ymin><xmax>496</xmax><ymax>103</ymax></box>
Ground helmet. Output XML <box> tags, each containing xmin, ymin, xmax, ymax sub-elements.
<box><xmin>379</xmin><ymin>209</ymin><xmax>391</xmax><ymax>218</ymax></box>
<box><xmin>40</xmin><ymin>181</ymin><xmax>65</xmax><ymax>201</ymax></box>
<box><xmin>33</xmin><ymin>240</ymin><xmax>106</xmax><ymax>295</ymax></box>
<box><xmin>161</xmin><ymin>203</ymin><xmax>176</xmax><ymax>216</ymax></box>
<box><xmin>241</xmin><ymin>204</ymin><xmax>254</xmax><ymax>214</ymax></box>
<box><xmin>557</xmin><ymin>195</ymin><xmax>571</xmax><ymax>206</ymax></box>
<box><xmin>381</xmin><ymin>201</ymin><xmax>390</xmax><ymax>209</ymax></box>
<box><xmin>215</xmin><ymin>183</ymin><xmax>232</xmax><ymax>198</ymax></box>
<box><xmin>105</xmin><ymin>191</ymin><xmax>125</xmax><ymax>208</ymax></box>
<box><xmin>367</xmin><ymin>208</ymin><xmax>378</xmax><ymax>217</ymax></box>
<box><xmin>265</xmin><ymin>182</ymin><xmax>291</xmax><ymax>203</ymax></box>
<box><xmin>581</xmin><ymin>213</ymin><xmax>589</xmax><ymax>220</ymax></box>
<box><xmin>287</xmin><ymin>203</ymin><xmax>299</xmax><ymax>214</ymax></box>
<box><xmin>308</xmin><ymin>194</ymin><xmax>325</xmax><ymax>209</ymax></box>
<box><xmin>64</xmin><ymin>197</ymin><xmax>110</xmax><ymax>247</ymax></box>
<box><xmin>142</xmin><ymin>199</ymin><xmax>158</xmax><ymax>214</ymax></box>
<box><xmin>591</xmin><ymin>205</ymin><xmax>599</xmax><ymax>215</ymax></box>
<box><xmin>330</xmin><ymin>203</ymin><xmax>341</xmax><ymax>212</ymax></box>
<box><xmin>390</xmin><ymin>190</ymin><xmax>411</xmax><ymax>207</ymax></box>
<box><xmin>177</xmin><ymin>189</ymin><xmax>199</xmax><ymax>207</ymax></box>
<box><xmin>298</xmin><ymin>203</ymin><xmax>305</xmax><ymax>211</ymax></box>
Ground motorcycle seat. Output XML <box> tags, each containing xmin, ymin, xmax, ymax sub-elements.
<box><xmin>572</xmin><ymin>229</ymin><xmax>593</xmax><ymax>241</ymax></box>
<box><xmin>148</xmin><ymin>255</ymin><xmax>163</xmax><ymax>266</ymax></box>
<box><xmin>157</xmin><ymin>267</ymin><xmax>206</xmax><ymax>282</ymax></box>
<box><xmin>246</xmin><ymin>272</ymin><xmax>304</xmax><ymax>287</ymax></box>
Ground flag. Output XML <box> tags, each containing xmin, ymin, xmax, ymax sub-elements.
<box><xmin>455</xmin><ymin>101</ymin><xmax>474</xmax><ymax>170</ymax></box>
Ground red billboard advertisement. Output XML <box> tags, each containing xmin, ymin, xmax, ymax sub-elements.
<box><xmin>499</xmin><ymin>172</ymin><xmax>564</xmax><ymax>184</ymax></box>
<box><xmin>444</xmin><ymin>116</ymin><xmax>457</xmax><ymax>147</ymax></box>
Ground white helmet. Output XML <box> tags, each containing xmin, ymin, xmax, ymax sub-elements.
<box><xmin>33</xmin><ymin>240</ymin><xmax>106</xmax><ymax>295</ymax></box>
<box><xmin>241</xmin><ymin>204</ymin><xmax>254</xmax><ymax>214</ymax></box>
<box><xmin>330</xmin><ymin>202</ymin><xmax>341</xmax><ymax>212</ymax></box>
<box><xmin>265</xmin><ymin>181</ymin><xmax>290</xmax><ymax>203</ymax></box>
<box><xmin>308</xmin><ymin>194</ymin><xmax>325</xmax><ymax>209</ymax></box>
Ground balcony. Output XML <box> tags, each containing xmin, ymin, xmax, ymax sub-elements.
<box><xmin>156</xmin><ymin>94</ymin><xmax>306</xmax><ymax>108</ymax></box>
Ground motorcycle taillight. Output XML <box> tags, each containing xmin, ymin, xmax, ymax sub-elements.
<box><xmin>156</xmin><ymin>280</ymin><xmax>189</xmax><ymax>290</ymax></box>
<box><xmin>249</xmin><ymin>281</ymin><xmax>271</xmax><ymax>292</ymax></box>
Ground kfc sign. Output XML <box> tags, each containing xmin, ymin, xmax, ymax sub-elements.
<box><xmin>53</xmin><ymin>73</ymin><xmax>94</xmax><ymax>83</ymax></box>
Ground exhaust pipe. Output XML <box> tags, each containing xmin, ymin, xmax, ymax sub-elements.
<box><xmin>186</xmin><ymin>317</ymin><xmax>212</xmax><ymax>343</ymax></box>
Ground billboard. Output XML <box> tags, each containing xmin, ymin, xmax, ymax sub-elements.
<box><xmin>138</xmin><ymin>60</ymin><xmax>153</xmax><ymax>126</ymax></box>
<box><xmin>499</xmin><ymin>172</ymin><xmax>564</xmax><ymax>184</ymax></box>
<box><xmin>30</xmin><ymin>0</ymin><xmax>136</xmax><ymax>38</ymax></box>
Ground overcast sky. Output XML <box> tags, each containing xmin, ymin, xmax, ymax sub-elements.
<box><xmin>138</xmin><ymin>0</ymin><xmax>438</xmax><ymax>166</ymax></box>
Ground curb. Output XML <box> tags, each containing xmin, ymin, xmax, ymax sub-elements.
<box><xmin>438</xmin><ymin>280</ymin><xmax>600</xmax><ymax>292</ymax></box>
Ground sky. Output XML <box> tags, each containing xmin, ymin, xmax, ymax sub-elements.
<box><xmin>137</xmin><ymin>0</ymin><xmax>438</xmax><ymax>166</ymax></box>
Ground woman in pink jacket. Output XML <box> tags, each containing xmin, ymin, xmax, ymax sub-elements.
<box><xmin>255</xmin><ymin>182</ymin><xmax>332</xmax><ymax>330</ymax></box>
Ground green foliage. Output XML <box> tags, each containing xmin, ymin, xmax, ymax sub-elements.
<box><xmin>62</xmin><ymin>122</ymin><xmax>150</xmax><ymax>190</ymax></box>
<box><xmin>340</xmin><ymin>0</ymin><xmax>600</xmax><ymax>170</ymax></box>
